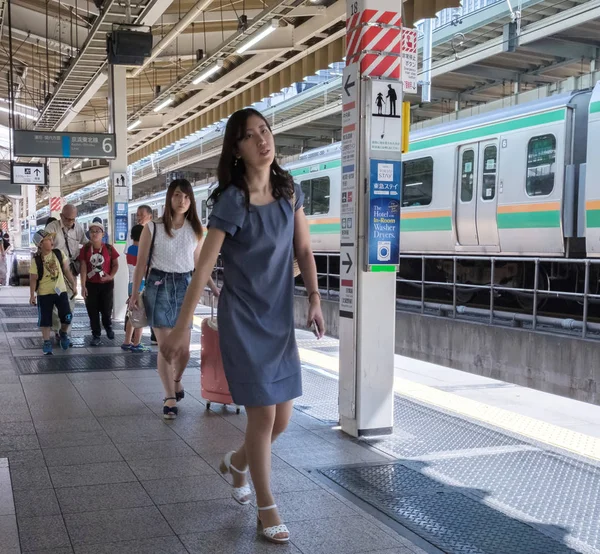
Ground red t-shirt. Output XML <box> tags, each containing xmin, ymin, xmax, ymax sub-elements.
<box><xmin>79</xmin><ymin>243</ymin><xmax>119</xmax><ymax>283</ymax></box>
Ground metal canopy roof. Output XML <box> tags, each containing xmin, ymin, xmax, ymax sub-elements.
<box><xmin>0</xmin><ymin>0</ymin><xmax>598</xmax><ymax>212</ymax></box>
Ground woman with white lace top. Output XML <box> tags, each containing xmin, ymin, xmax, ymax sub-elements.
<box><xmin>130</xmin><ymin>178</ymin><xmax>219</xmax><ymax>419</ymax></box>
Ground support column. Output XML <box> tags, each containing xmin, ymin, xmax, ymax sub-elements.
<box><xmin>48</xmin><ymin>159</ymin><xmax>62</xmax><ymax>218</ymax></box>
<box><xmin>338</xmin><ymin>0</ymin><xmax>403</xmax><ymax>437</ymax></box>
<box><xmin>11</xmin><ymin>198</ymin><xmax>21</xmax><ymax>248</ymax></box>
<box><xmin>108</xmin><ymin>64</ymin><xmax>130</xmax><ymax>320</ymax></box>
<box><xmin>27</xmin><ymin>184</ymin><xmax>36</xmax><ymax>246</ymax></box>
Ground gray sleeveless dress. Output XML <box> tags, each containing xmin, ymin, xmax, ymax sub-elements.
<box><xmin>207</xmin><ymin>183</ymin><xmax>304</xmax><ymax>407</ymax></box>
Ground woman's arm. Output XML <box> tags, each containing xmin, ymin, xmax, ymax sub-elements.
<box><xmin>130</xmin><ymin>224</ymin><xmax>152</xmax><ymax>307</ymax></box>
<box><xmin>194</xmin><ymin>236</ymin><xmax>219</xmax><ymax>296</ymax></box>
<box><xmin>161</xmin><ymin>228</ymin><xmax>225</xmax><ymax>363</ymax></box>
<box><xmin>294</xmin><ymin>207</ymin><xmax>325</xmax><ymax>337</ymax></box>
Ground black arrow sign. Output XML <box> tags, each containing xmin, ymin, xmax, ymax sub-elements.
<box><xmin>344</xmin><ymin>74</ymin><xmax>355</xmax><ymax>98</ymax></box>
<box><xmin>342</xmin><ymin>252</ymin><xmax>353</xmax><ymax>274</ymax></box>
<box><xmin>34</xmin><ymin>169</ymin><xmax>40</xmax><ymax>176</ymax></box>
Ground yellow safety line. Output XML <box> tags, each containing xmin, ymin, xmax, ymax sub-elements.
<box><xmin>296</xmin><ymin>348</ymin><xmax>600</xmax><ymax>461</ymax></box>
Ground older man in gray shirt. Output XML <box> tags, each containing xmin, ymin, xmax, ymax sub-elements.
<box><xmin>45</xmin><ymin>204</ymin><xmax>88</xmax><ymax>336</ymax></box>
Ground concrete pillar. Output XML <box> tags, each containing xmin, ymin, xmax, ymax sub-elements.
<box><xmin>27</xmin><ymin>184</ymin><xmax>36</xmax><ymax>246</ymax></box>
<box><xmin>338</xmin><ymin>0</ymin><xmax>401</xmax><ymax>437</ymax></box>
<box><xmin>11</xmin><ymin>198</ymin><xmax>21</xmax><ymax>248</ymax></box>
<box><xmin>48</xmin><ymin>159</ymin><xmax>62</xmax><ymax>218</ymax></box>
<box><xmin>108</xmin><ymin>64</ymin><xmax>130</xmax><ymax>320</ymax></box>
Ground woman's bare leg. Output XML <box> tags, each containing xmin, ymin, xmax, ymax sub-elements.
<box><xmin>230</xmin><ymin>401</ymin><xmax>293</xmax><ymax>532</ymax></box>
<box><xmin>153</xmin><ymin>328</ymin><xmax>176</xmax><ymax>407</ymax></box>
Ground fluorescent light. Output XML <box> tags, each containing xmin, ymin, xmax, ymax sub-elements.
<box><xmin>83</xmin><ymin>158</ymin><xmax>89</xmax><ymax>162</ymax></box>
<box><xmin>0</xmin><ymin>98</ymin><xmax>39</xmax><ymax>112</ymax></box>
<box><xmin>0</xmin><ymin>106</ymin><xmax>37</xmax><ymax>121</ymax></box>
<box><xmin>153</xmin><ymin>97</ymin><xmax>173</xmax><ymax>112</ymax></box>
<box><xmin>192</xmin><ymin>63</ymin><xmax>222</xmax><ymax>85</ymax></box>
<box><xmin>127</xmin><ymin>119</ymin><xmax>142</xmax><ymax>131</ymax></box>
<box><xmin>236</xmin><ymin>21</ymin><xmax>278</xmax><ymax>54</ymax></box>
<box><xmin>65</xmin><ymin>169</ymin><xmax>72</xmax><ymax>175</ymax></box>
<box><xmin>73</xmin><ymin>162</ymin><xmax>81</xmax><ymax>169</ymax></box>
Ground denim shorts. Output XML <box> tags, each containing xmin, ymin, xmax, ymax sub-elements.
<box><xmin>143</xmin><ymin>269</ymin><xmax>192</xmax><ymax>329</ymax></box>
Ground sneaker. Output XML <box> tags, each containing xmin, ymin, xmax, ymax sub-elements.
<box><xmin>54</xmin><ymin>332</ymin><xmax>60</xmax><ymax>343</ymax></box>
<box><xmin>120</xmin><ymin>343</ymin><xmax>132</xmax><ymax>351</ymax></box>
<box><xmin>90</xmin><ymin>336</ymin><xmax>102</xmax><ymax>347</ymax></box>
<box><xmin>106</xmin><ymin>327</ymin><xmax>115</xmax><ymax>340</ymax></box>
<box><xmin>42</xmin><ymin>340</ymin><xmax>53</xmax><ymax>355</ymax></box>
<box><xmin>59</xmin><ymin>331</ymin><xmax>71</xmax><ymax>351</ymax></box>
<box><xmin>130</xmin><ymin>343</ymin><xmax>149</xmax><ymax>353</ymax></box>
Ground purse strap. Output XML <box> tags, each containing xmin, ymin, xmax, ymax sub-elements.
<box><xmin>144</xmin><ymin>221</ymin><xmax>157</xmax><ymax>282</ymax></box>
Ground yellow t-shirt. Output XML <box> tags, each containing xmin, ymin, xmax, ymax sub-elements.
<box><xmin>30</xmin><ymin>250</ymin><xmax>67</xmax><ymax>296</ymax></box>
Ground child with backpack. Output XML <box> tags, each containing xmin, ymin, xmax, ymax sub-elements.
<box><xmin>29</xmin><ymin>230</ymin><xmax>78</xmax><ymax>355</ymax></box>
<box><xmin>121</xmin><ymin>224</ymin><xmax>148</xmax><ymax>352</ymax></box>
<box><xmin>78</xmin><ymin>221</ymin><xmax>119</xmax><ymax>346</ymax></box>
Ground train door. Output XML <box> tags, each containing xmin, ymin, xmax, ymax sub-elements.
<box><xmin>456</xmin><ymin>144</ymin><xmax>479</xmax><ymax>245</ymax></box>
<box><xmin>455</xmin><ymin>141</ymin><xmax>500</xmax><ymax>248</ymax></box>
<box><xmin>476</xmin><ymin>140</ymin><xmax>499</xmax><ymax>247</ymax></box>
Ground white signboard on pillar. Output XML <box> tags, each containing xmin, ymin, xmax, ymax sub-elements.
<box><xmin>401</xmin><ymin>28</ymin><xmax>418</xmax><ymax>94</ymax></box>
<box><xmin>370</xmin><ymin>80</ymin><xmax>403</xmax><ymax>152</ymax></box>
<box><xmin>340</xmin><ymin>62</ymin><xmax>359</xmax><ymax>318</ymax></box>
<box><xmin>112</xmin><ymin>172</ymin><xmax>128</xmax><ymax>203</ymax></box>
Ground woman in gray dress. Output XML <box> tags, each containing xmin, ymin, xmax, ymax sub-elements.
<box><xmin>162</xmin><ymin>108</ymin><xmax>325</xmax><ymax>544</ymax></box>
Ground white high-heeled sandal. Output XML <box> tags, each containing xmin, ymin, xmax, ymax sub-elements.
<box><xmin>219</xmin><ymin>451</ymin><xmax>252</xmax><ymax>505</ymax></box>
<box><xmin>257</xmin><ymin>504</ymin><xmax>290</xmax><ymax>544</ymax></box>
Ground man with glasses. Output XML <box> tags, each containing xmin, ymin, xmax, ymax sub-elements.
<box><xmin>45</xmin><ymin>204</ymin><xmax>88</xmax><ymax>338</ymax></box>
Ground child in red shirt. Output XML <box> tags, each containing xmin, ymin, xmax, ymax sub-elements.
<box><xmin>79</xmin><ymin>221</ymin><xmax>119</xmax><ymax>346</ymax></box>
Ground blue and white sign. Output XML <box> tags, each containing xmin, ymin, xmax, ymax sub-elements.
<box><xmin>367</xmin><ymin>159</ymin><xmax>401</xmax><ymax>268</ymax></box>
<box><xmin>114</xmin><ymin>202</ymin><xmax>129</xmax><ymax>244</ymax></box>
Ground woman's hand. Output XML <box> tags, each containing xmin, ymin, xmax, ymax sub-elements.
<box><xmin>161</xmin><ymin>325</ymin><xmax>190</xmax><ymax>364</ymax></box>
<box><xmin>211</xmin><ymin>285</ymin><xmax>220</xmax><ymax>298</ymax></box>
<box><xmin>29</xmin><ymin>294</ymin><xmax>36</xmax><ymax>306</ymax></box>
<box><xmin>129</xmin><ymin>292</ymin><xmax>139</xmax><ymax>310</ymax></box>
<box><xmin>307</xmin><ymin>296</ymin><xmax>325</xmax><ymax>339</ymax></box>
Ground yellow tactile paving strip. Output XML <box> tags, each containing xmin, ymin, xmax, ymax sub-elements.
<box><xmin>193</xmin><ymin>317</ymin><xmax>600</xmax><ymax>462</ymax></box>
<box><xmin>296</xmin><ymin>347</ymin><xmax>600</xmax><ymax>462</ymax></box>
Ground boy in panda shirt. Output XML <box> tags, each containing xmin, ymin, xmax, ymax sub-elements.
<box><xmin>78</xmin><ymin>221</ymin><xmax>119</xmax><ymax>346</ymax></box>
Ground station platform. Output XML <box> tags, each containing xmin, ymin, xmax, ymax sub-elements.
<box><xmin>0</xmin><ymin>286</ymin><xmax>599</xmax><ymax>554</ymax></box>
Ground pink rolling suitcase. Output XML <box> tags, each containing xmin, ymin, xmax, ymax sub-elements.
<box><xmin>200</xmin><ymin>297</ymin><xmax>240</xmax><ymax>413</ymax></box>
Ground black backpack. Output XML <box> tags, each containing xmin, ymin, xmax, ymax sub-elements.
<box><xmin>34</xmin><ymin>249</ymin><xmax>64</xmax><ymax>291</ymax></box>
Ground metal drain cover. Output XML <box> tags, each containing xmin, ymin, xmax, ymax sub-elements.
<box><xmin>321</xmin><ymin>463</ymin><xmax>577</xmax><ymax>554</ymax></box>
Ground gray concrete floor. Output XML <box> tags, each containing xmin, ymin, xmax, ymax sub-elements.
<box><xmin>0</xmin><ymin>286</ymin><xmax>424</xmax><ymax>554</ymax></box>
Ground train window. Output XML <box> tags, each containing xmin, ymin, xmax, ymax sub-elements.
<box><xmin>299</xmin><ymin>177</ymin><xmax>330</xmax><ymax>215</ymax></box>
<box><xmin>460</xmin><ymin>150</ymin><xmax>475</xmax><ymax>202</ymax></box>
<box><xmin>526</xmin><ymin>134</ymin><xmax>556</xmax><ymax>197</ymax></box>
<box><xmin>152</xmin><ymin>208</ymin><xmax>159</xmax><ymax>220</ymax></box>
<box><xmin>402</xmin><ymin>157</ymin><xmax>433</xmax><ymax>207</ymax></box>
<box><xmin>481</xmin><ymin>146</ymin><xmax>497</xmax><ymax>201</ymax></box>
<box><xmin>201</xmin><ymin>200</ymin><xmax>207</xmax><ymax>224</ymax></box>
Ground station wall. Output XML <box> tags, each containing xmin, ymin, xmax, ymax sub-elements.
<box><xmin>293</xmin><ymin>298</ymin><xmax>599</xmax><ymax>407</ymax></box>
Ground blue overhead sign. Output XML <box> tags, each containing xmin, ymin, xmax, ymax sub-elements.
<box><xmin>367</xmin><ymin>159</ymin><xmax>401</xmax><ymax>269</ymax></box>
<box><xmin>13</xmin><ymin>131</ymin><xmax>116</xmax><ymax>159</ymax></box>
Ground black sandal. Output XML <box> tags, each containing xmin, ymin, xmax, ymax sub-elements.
<box><xmin>163</xmin><ymin>397</ymin><xmax>178</xmax><ymax>420</ymax></box>
<box><xmin>174</xmin><ymin>379</ymin><xmax>185</xmax><ymax>402</ymax></box>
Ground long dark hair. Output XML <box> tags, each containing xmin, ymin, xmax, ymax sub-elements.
<box><xmin>162</xmin><ymin>178</ymin><xmax>203</xmax><ymax>240</ymax></box>
<box><xmin>210</xmin><ymin>108</ymin><xmax>294</xmax><ymax>207</ymax></box>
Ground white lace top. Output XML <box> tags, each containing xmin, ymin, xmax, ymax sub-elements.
<box><xmin>149</xmin><ymin>220</ymin><xmax>199</xmax><ymax>273</ymax></box>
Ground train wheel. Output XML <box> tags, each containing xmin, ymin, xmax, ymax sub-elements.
<box><xmin>516</xmin><ymin>265</ymin><xmax>550</xmax><ymax>311</ymax></box>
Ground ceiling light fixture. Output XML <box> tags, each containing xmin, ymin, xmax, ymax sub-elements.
<box><xmin>236</xmin><ymin>20</ymin><xmax>278</xmax><ymax>54</ymax></box>
<box><xmin>153</xmin><ymin>97</ymin><xmax>174</xmax><ymax>112</ymax></box>
<box><xmin>192</xmin><ymin>61</ymin><xmax>224</xmax><ymax>85</ymax></box>
<box><xmin>0</xmin><ymin>106</ymin><xmax>37</xmax><ymax>121</ymax></box>
<box><xmin>127</xmin><ymin>119</ymin><xmax>142</xmax><ymax>131</ymax></box>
